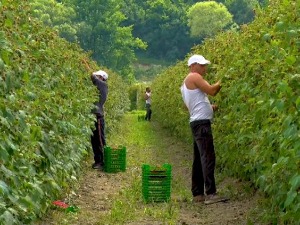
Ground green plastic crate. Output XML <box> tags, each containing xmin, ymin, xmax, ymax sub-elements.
<box><xmin>142</xmin><ymin>164</ymin><xmax>172</xmax><ymax>203</ymax></box>
<box><xmin>104</xmin><ymin>146</ymin><xmax>126</xmax><ymax>173</ymax></box>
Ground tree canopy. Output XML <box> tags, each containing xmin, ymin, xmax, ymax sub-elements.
<box><xmin>30</xmin><ymin>0</ymin><xmax>78</xmax><ymax>42</ymax></box>
<box><xmin>187</xmin><ymin>1</ymin><xmax>233</xmax><ymax>38</ymax></box>
<box><xmin>30</xmin><ymin>0</ymin><xmax>267</xmax><ymax>79</ymax></box>
<box><xmin>31</xmin><ymin>0</ymin><xmax>147</xmax><ymax>79</ymax></box>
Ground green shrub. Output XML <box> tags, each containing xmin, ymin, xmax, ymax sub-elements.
<box><xmin>0</xmin><ymin>1</ymin><xmax>129</xmax><ymax>224</ymax></box>
<box><xmin>128</xmin><ymin>83</ymin><xmax>148</xmax><ymax>111</ymax></box>
<box><xmin>152</xmin><ymin>0</ymin><xmax>299</xmax><ymax>223</ymax></box>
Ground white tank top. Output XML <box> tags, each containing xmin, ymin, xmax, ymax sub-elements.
<box><xmin>145</xmin><ymin>92</ymin><xmax>151</xmax><ymax>104</ymax></box>
<box><xmin>181</xmin><ymin>83</ymin><xmax>213</xmax><ymax>122</ymax></box>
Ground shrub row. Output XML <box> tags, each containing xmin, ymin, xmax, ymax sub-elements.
<box><xmin>152</xmin><ymin>0</ymin><xmax>299</xmax><ymax>223</ymax></box>
<box><xmin>0</xmin><ymin>1</ymin><xmax>129</xmax><ymax>224</ymax></box>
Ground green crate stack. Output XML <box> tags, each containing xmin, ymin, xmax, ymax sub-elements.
<box><xmin>142</xmin><ymin>164</ymin><xmax>172</xmax><ymax>203</ymax></box>
<box><xmin>104</xmin><ymin>146</ymin><xmax>126</xmax><ymax>173</ymax></box>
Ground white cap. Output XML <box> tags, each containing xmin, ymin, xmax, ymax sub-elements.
<box><xmin>93</xmin><ymin>70</ymin><xmax>108</xmax><ymax>80</ymax></box>
<box><xmin>187</xmin><ymin>54</ymin><xmax>211</xmax><ymax>66</ymax></box>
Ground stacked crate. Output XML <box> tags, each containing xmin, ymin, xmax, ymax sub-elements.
<box><xmin>104</xmin><ymin>146</ymin><xmax>126</xmax><ymax>173</ymax></box>
<box><xmin>142</xmin><ymin>164</ymin><xmax>172</xmax><ymax>203</ymax></box>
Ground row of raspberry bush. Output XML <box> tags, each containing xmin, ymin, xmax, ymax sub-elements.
<box><xmin>151</xmin><ymin>0</ymin><xmax>299</xmax><ymax>223</ymax></box>
<box><xmin>0</xmin><ymin>1</ymin><xmax>129</xmax><ymax>224</ymax></box>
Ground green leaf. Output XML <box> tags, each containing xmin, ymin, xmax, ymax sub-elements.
<box><xmin>0</xmin><ymin>31</ymin><xmax>10</xmax><ymax>51</ymax></box>
<box><xmin>49</xmin><ymin>180</ymin><xmax>61</xmax><ymax>192</ymax></box>
<box><xmin>287</xmin><ymin>30</ymin><xmax>297</xmax><ymax>38</ymax></box>
<box><xmin>0</xmin><ymin>57</ymin><xmax>4</xmax><ymax>70</ymax></box>
<box><xmin>5</xmin><ymin>138</ymin><xmax>17</xmax><ymax>156</ymax></box>
<box><xmin>286</xmin><ymin>55</ymin><xmax>296</xmax><ymax>65</ymax></box>
<box><xmin>275</xmin><ymin>21</ymin><xmax>285</xmax><ymax>31</ymax></box>
<box><xmin>0</xmin><ymin>143</ymin><xmax>9</xmax><ymax>162</ymax></box>
<box><xmin>274</xmin><ymin>100</ymin><xmax>285</xmax><ymax>112</ymax></box>
<box><xmin>30</xmin><ymin>183</ymin><xmax>44</xmax><ymax>201</ymax></box>
<box><xmin>17</xmin><ymin>196</ymin><xmax>34</xmax><ymax>213</ymax></box>
<box><xmin>284</xmin><ymin>190</ymin><xmax>297</xmax><ymax>207</ymax></box>
<box><xmin>0</xmin><ymin>180</ymin><xmax>9</xmax><ymax>195</ymax></box>
<box><xmin>22</xmin><ymin>71</ymin><xmax>30</xmax><ymax>83</ymax></box>
<box><xmin>1</xmin><ymin>50</ymin><xmax>11</xmax><ymax>65</ymax></box>
<box><xmin>296</xmin><ymin>97</ymin><xmax>300</xmax><ymax>110</ymax></box>
<box><xmin>5</xmin><ymin>72</ymin><xmax>13</xmax><ymax>92</ymax></box>
<box><xmin>4</xmin><ymin>18</ymin><xmax>13</xmax><ymax>28</ymax></box>
<box><xmin>290</xmin><ymin>175</ymin><xmax>300</xmax><ymax>191</ymax></box>
<box><xmin>262</xmin><ymin>33</ymin><xmax>271</xmax><ymax>42</ymax></box>
<box><xmin>0</xmin><ymin>165</ymin><xmax>14</xmax><ymax>178</ymax></box>
<box><xmin>0</xmin><ymin>210</ymin><xmax>15</xmax><ymax>225</ymax></box>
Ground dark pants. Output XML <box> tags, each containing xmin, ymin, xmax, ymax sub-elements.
<box><xmin>145</xmin><ymin>103</ymin><xmax>152</xmax><ymax>121</ymax></box>
<box><xmin>91</xmin><ymin>115</ymin><xmax>106</xmax><ymax>165</ymax></box>
<box><xmin>190</xmin><ymin>120</ymin><xmax>216</xmax><ymax>196</ymax></box>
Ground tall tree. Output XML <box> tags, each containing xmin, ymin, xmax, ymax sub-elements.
<box><xmin>224</xmin><ymin>0</ymin><xmax>257</xmax><ymax>24</ymax></box>
<box><xmin>31</xmin><ymin>0</ymin><xmax>146</xmax><ymax>79</ymax></box>
<box><xmin>67</xmin><ymin>0</ymin><xmax>146</xmax><ymax>78</ymax></box>
<box><xmin>30</xmin><ymin>0</ymin><xmax>78</xmax><ymax>42</ymax></box>
<box><xmin>187</xmin><ymin>1</ymin><xmax>233</xmax><ymax>38</ymax></box>
<box><xmin>122</xmin><ymin>0</ymin><xmax>198</xmax><ymax>61</ymax></box>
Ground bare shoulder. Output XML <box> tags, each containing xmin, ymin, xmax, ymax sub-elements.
<box><xmin>185</xmin><ymin>73</ymin><xmax>203</xmax><ymax>89</ymax></box>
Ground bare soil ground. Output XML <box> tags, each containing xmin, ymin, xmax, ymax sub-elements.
<box><xmin>36</xmin><ymin>113</ymin><xmax>263</xmax><ymax>225</ymax></box>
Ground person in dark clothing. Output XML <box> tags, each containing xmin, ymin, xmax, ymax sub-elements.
<box><xmin>90</xmin><ymin>70</ymin><xmax>108</xmax><ymax>170</ymax></box>
<box><xmin>144</xmin><ymin>87</ymin><xmax>152</xmax><ymax>121</ymax></box>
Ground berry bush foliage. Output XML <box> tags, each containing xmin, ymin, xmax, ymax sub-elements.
<box><xmin>0</xmin><ymin>0</ymin><xmax>129</xmax><ymax>224</ymax></box>
<box><xmin>152</xmin><ymin>0</ymin><xmax>299</xmax><ymax>223</ymax></box>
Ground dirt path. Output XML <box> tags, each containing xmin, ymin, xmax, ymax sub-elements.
<box><xmin>36</xmin><ymin>112</ymin><xmax>261</xmax><ymax>225</ymax></box>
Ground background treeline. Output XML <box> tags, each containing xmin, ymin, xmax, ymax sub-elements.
<box><xmin>151</xmin><ymin>0</ymin><xmax>299</xmax><ymax>223</ymax></box>
<box><xmin>30</xmin><ymin>0</ymin><xmax>268</xmax><ymax>81</ymax></box>
<box><xmin>0</xmin><ymin>0</ymin><xmax>129</xmax><ymax>224</ymax></box>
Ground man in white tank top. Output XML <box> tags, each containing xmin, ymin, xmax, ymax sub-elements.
<box><xmin>181</xmin><ymin>54</ymin><xmax>228</xmax><ymax>204</ymax></box>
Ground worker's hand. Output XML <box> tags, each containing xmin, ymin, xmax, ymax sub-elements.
<box><xmin>211</xmin><ymin>104</ymin><xmax>218</xmax><ymax>111</ymax></box>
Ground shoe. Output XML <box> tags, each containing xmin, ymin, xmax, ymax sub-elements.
<box><xmin>204</xmin><ymin>194</ymin><xmax>229</xmax><ymax>205</ymax></box>
<box><xmin>92</xmin><ymin>163</ymin><xmax>103</xmax><ymax>170</ymax></box>
<box><xmin>193</xmin><ymin>195</ymin><xmax>205</xmax><ymax>203</ymax></box>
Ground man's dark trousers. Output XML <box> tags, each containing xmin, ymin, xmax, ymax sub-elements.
<box><xmin>190</xmin><ymin>120</ymin><xmax>216</xmax><ymax>196</ymax></box>
<box><xmin>91</xmin><ymin>115</ymin><xmax>106</xmax><ymax>165</ymax></box>
<box><xmin>145</xmin><ymin>103</ymin><xmax>152</xmax><ymax>121</ymax></box>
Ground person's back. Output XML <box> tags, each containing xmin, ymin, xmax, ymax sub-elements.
<box><xmin>90</xmin><ymin>70</ymin><xmax>109</xmax><ymax>170</ymax></box>
<box><xmin>91</xmin><ymin>74</ymin><xmax>108</xmax><ymax>117</ymax></box>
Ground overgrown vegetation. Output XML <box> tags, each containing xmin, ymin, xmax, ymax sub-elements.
<box><xmin>152</xmin><ymin>0</ymin><xmax>299</xmax><ymax>223</ymax></box>
<box><xmin>0</xmin><ymin>1</ymin><xmax>129</xmax><ymax>224</ymax></box>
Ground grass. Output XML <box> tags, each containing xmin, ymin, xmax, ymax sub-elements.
<box><xmin>35</xmin><ymin>110</ymin><xmax>262</xmax><ymax>225</ymax></box>
<box><xmin>101</xmin><ymin>110</ymin><xmax>188</xmax><ymax>224</ymax></box>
